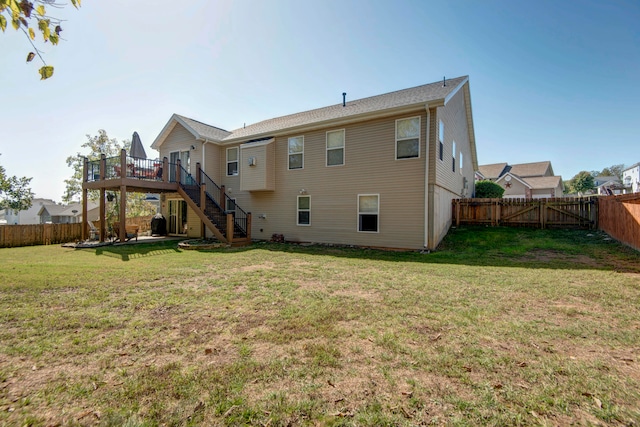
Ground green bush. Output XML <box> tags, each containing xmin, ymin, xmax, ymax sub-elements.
<box><xmin>474</xmin><ymin>180</ymin><xmax>505</xmax><ymax>198</ymax></box>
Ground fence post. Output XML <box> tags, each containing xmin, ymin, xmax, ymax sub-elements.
<box><xmin>163</xmin><ymin>157</ymin><xmax>169</xmax><ymax>183</ymax></box>
<box><xmin>246</xmin><ymin>212</ymin><xmax>252</xmax><ymax>241</ymax></box>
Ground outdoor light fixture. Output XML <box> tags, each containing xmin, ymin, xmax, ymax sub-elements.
<box><xmin>190</xmin><ymin>145</ymin><xmax>196</xmax><ymax>150</ymax></box>
<box><xmin>299</xmin><ymin>189</ymin><xmax>307</xmax><ymax>194</ymax></box>
<box><xmin>106</xmin><ymin>193</ymin><xmax>115</xmax><ymax>202</ymax></box>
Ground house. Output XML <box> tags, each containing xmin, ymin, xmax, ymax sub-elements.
<box><xmin>38</xmin><ymin>202</ymin><xmax>99</xmax><ymax>224</ymax></box>
<box><xmin>476</xmin><ymin>161</ymin><xmax>563</xmax><ymax>198</ymax></box>
<box><xmin>592</xmin><ymin>175</ymin><xmax>623</xmax><ymax>195</ymax></box>
<box><xmin>83</xmin><ymin>75</ymin><xmax>478</xmax><ymax>250</ymax></box>
<box><xmin>0</xmin><ymin>198</ymin><xmax>56</xmax><ymax>225</ymax></box>
<box><xmin>623</xmin><ymin>163</ymin><xmax>640</xmax><ymax>193</ymax></box>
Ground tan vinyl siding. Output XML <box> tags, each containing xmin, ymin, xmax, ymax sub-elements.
<box><xmin>157</xmin><ymin>124</ymin><xmax>201</xmax><ymax>174</ymax></box>
<box><xmin>203</xmin><ymin>143</ymin><xmax>222</xmax><ymax>183</ymax></box>
<box><xmin>432</xmin><ymin>185</ymin><xmax>458</xmax><ymax>247</ymax></box>
<box><xmin>220</xmin><ymin>113</ymin><xmax>428</xmax><ymax>249</ymax></box>
<box><xmin>503</xmin><ymin>180</ymin><xmax>528</xmax><ymax>198</ymax></box>
<box><xmin>434</xmin><ymin>88</ymin><xmax>475</xmax><ymax>197</ymax></box>
<box><xmin>240</xmin><ymin>141</ymin><xmax>275</xmax><ymax>191</ymax></box>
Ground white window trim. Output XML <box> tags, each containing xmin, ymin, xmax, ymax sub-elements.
<box><xmin>288</xmin><ymin>136</ymin><xmax>304</xmax><ymax>170</ymax></box>
<box><xmin>395</xmin><ymin>116</ymin><xmax>421</xmax><ymax>160</ymax></box>
<box><xmin>226</xmin><ymin>147</ymin><xmax>239</xmax><ymax>176</ymax></box>
<box><xmin>357</xmin><ymin>193</ymin><xmax>379</xmax><ymax>233</ymax></box>
<box><xmin>460</xmin><ymin>151</ymin><xmax>464</xmax><ymax>175</ymax></box>
<box><xmin>297</xmin><ymin>195</ymin><xmax>311</xmax><ymax>226</ymax></box>
<box><xmin>438</xmin><ymin>120</ymin><xmax>444</xmax><ymax>162</ymax></box>
<box><xmin>326</xmin><ymin>129</ymin><xmax>345</xmax><ymax>167</ymax></box>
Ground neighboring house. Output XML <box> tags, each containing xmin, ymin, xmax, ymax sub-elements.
<box><xmin>592</xmin><ymin>175</ymin><xmax>623</xmax><ymax>195</ymax></box>
<box><xmin>136</xmin><ymin>75</ymin><xmax>477</xmax><ymax>250</ymax></box>
<box><xmin>38</xmin><ymin>202</ymin><xmax>99</xmax><ymax>224</ymax></box>
<box><xmin>477</xmin><ymin>161</ymin><xmax>563</xmax><ymax>198</ymax></box>
<box><xmin>0</xmin><ymin>198</ymin><xmax>56</xmax><ymax>225</ymax></box>
<box><xmin>623</xmin><ymin>163</ymin><xmax>640</xmax><ymax>193</ymax></box>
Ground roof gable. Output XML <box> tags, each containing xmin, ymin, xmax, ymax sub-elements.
<box><xmin>508</xmin><ymin>161</ymin><xmax>553</xmax><ymax>178</ymax></box>
<box><xmin>151</xmin><ymin>114</ymin><xmax>231</xmax><ymax>149</ymax></box>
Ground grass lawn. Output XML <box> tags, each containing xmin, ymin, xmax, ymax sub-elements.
<box><xmin>0</xmin><ymin>227</ymin><xmax>639</xmax><ymax>426</ymax></box>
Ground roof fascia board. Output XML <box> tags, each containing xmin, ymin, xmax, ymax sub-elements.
<box><xmin>443</xmin><ymin>76</ymin><xmax>469</xmax><ymax>106</ymax></box>
<box><xmin>151</xmin><ymin>114</ymin><xmax>203</xmax><ymax>150</ymax></box>
<box><xmin>220</xmin><ymin>103</ymin><xmax>442</xmax><ymax>145</ymax></box>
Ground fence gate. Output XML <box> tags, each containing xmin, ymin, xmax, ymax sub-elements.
<box><xmin>453</xmin><ymin>197</ymin><xmax>598</xmax><ymax>229</ymax></box>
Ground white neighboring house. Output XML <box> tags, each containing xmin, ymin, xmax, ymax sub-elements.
<box><xmin>623</xmin><ymin>163</ymin><xmax>640</xmax><ymax>193</ymax></box>
<box><xmin>592</xmin><ymin>175</ymin><xmax>623</xmax><ymax>195</ymax></box>
<box><xmin>0</xmin><ymin>198</ymin><xmax>56</xmax><ymax>225</ymax></box>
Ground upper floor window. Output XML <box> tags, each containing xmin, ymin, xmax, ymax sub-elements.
<box><xmin>460</xmin><ymin>151</ymin><xmax>464</xmax><ymax>174</ymax></box>
<box><xmin>227</xmin><ymin>147</ymin><xmax>238</xmax><ymax>176</ymax></box>
<box><xmin>326</xmin><ymin>129</ymin><xmax>345</xmax><ymax>166</ymax></box>
<box><xmin>396</xmin><ymin>117</ymin><xmax>420</xmax><ymax>159</ymax></box>
<box><xmin>297</xmin><ymin>195</ymin><xmax>310</xmax><ymax>226</ymax></box>
<box><xmin>358</xmin><ymin>194</ymin><xmax>379</xmax><ymax>233</ymax></box>
<box><xmin>452</xmin><ymin>141</ymin><xmax>456</xmax><ymax>172</ymax></box>
<box><xmin>438</xmin><ymin>120</ymin><xmax>444</xmax><ymax>161</ymax></box>
<box><xmin>288</xmin><ymin>136</ymin><xmax>304</xmax><ymax>170</ymax></box>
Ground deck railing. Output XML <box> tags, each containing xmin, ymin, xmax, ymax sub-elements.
<box><xmin>85</xmin><ymin>152</ymin><xmax>166</xmax><ymax>182</ymax></box>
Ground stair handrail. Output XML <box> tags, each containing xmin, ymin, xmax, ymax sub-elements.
<box><xmin>199</xmin><ymin>169</ymin><xmax>249</xmax><ymax>237</ymax></box>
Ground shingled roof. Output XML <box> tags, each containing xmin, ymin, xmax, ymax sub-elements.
<box><xmin>523</xmin><ymin>176</ymin><xmax>562</xmax><ymax>190</ymax></box>
<box><xmin>152</xmin><ymin>76</ymin><xmax>471</xmax><ymax>148</ymax></box>
<box><xmin>508</xmin><ymin>161</ymin><xmax>553</xmax><ymax>178</ymax></box>
<box><xmin>224</xmin><ymin>76</ymin><xmax>469</xmax><ymax>142</ymax></box>
<box><xmin>477</xmin><ymin>163</ymin><xmax>508</xmax><ymax>179</ymax></box>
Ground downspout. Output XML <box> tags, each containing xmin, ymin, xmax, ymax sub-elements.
<box><xmin>424</xmin><ymin>105</ymin><xmax>430</xmax><ymax>250</ymax></box>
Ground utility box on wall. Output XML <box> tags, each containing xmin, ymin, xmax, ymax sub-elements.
<box><xmin>240</xmin><ymin>138</ymin><xmax>275</xmax><ymax>192</ymax></box>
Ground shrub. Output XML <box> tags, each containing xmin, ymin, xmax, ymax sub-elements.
<box><xmin>474</xmin><ymin>180</ymin><xmax>505</xmax><ymax>198</ymax></box>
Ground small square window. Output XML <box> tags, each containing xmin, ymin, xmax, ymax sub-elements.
<box><xmin>396</xmin><ymin>117</ymin><xmax>420</xmax><ymax>159</ymax></box>
<box><xmin>288</xmin><ymin>136</ymin><xmax>304</xmax><ymax>170</ymax></box>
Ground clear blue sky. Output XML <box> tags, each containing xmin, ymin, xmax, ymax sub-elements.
<box><xmin>1</xmin><ymin>0</ymin><xmax>638</xmax><ymax>201</ymax></box>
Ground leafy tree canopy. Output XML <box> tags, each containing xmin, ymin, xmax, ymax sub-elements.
<box><xmin>64</xmin><ymin>130</ymin><xmax>156</xmax><ymax>224</ymax></box>
<box><xmin>569</xmin><ymin>171</ymin><xmax>594</xmax><ymax>194</ymax></box>
<box><xmin>0</xmin><ymin>0</ymin><xmax>81</xmax><ymax>79</ymax></box>
<box><xmin>0</xmin><ymin>155</ymin><xmax>34</xmax><ymax>211</ymax></box>
<box><xmin>591</xmin><ymin>164</ymin><xmax>625</xmax><ymax>181</ymax></box>
<box><xmin>474</xmin><ymin>180</ymin><xmax>505</xmax><ymax>198</ymax></box>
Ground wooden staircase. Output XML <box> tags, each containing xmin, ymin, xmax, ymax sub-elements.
<box><xmin>178</xmin><ymin>178</ymin><xmax>251</xmax><ymax>247</ymax></box>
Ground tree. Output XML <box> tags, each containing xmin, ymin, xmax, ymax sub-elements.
<box><xmin>474</xmin><ymin>180</ymin><xmax>505</xmax><ymax>198</ymax></box>
<box><xmin>0</xmin><ymin>156</ymin><xmax>34</xmax><ymax>211</ymax></box>
<box><xmin>568</xmin><ymin>171</ymin><xmax>594</xmax><ymax>194</ymax></box>
<box><xmin>1</xmin><ymin>0</ymin><xmax>81</xmax><ymax>80</ymax></box>
<box><xmin>597</xmin><ymin>164</ymin><xmax>625</xmax><ymax>181</ymax></box>
<box><xmin>64</xmin><ymin>130</ymin><xmax>156</xmax><ymax>225</ymax></box>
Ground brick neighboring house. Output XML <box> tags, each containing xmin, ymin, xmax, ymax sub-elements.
<box><xmin>476</xmin><ymin>161</ymin><xmax>564</xmax><ymax>199</ymax></box>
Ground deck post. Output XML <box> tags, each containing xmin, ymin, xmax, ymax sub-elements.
<box><xmin>99</xmin><ymin>154</ymin><xmax>107</xmax><ymax>241</ymax></box>
<box><xmin>119</xmin><ymin>184</ymin><xmax>127</xmax><ymax>243</ymax></box>
<box><xmin>176</xmin><ymin>159</ymin><xmax>181</xmax><ymax>184</ymax></box>
<box><xmin>162</xmin><ymin>157</ymin><xmax>169</xmax><ymax>183</ymax></box>
<box><xmin>120</xmin><ymin>149</ymin><xmax>127</xmax><ymax>178</ymax></box>
<box><xmin>226</xmin><ymin>213</ymin><xmax>233</xmax><ymax>244</ymax></box>
<box><xmin>196</xmin><ymin>162</ymin><xmax>201</xmax><ymax>185</ymax></box>
<box><xmin>246</xmin><ymin>212</ymin><xmax>252</xmax><ymax>241</ymax></box>
<box><xmin>82</xmin><ymin>158</ymin><xmax>88</xmax><ymax>241</ymax></box>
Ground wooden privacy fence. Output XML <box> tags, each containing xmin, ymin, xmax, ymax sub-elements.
<box><xmin>452</xmin><ymin>197</ymin><xmax>598</xmax><ymax>229</ymax></box>
<box><xmin>0</xmin><ymin>223</ymin><xmax>83</xmax><ymax>248</ymax></box>
<box><xmin>597</xmin><ymin>193</ymin><xmax>640</xmax><ymax>252</ymax></box>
